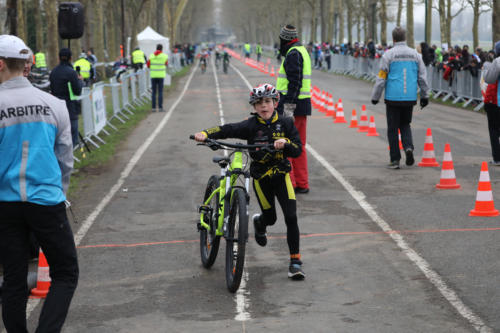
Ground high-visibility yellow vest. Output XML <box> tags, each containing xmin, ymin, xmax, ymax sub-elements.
<box><xmin>276</xmin><ymin>45</ymin><xmax>311</xmax><ymax>99</ymax></box>
<box><xmin>132</xmin><ymin>49</ymin><xmax>146</xmax><ymax>64</ymax></box>
<box><xmin>256</xmin><ymin>45</ymin><xmax>262</xmax><ymax>54</ymax></box>
<box><xmin>149</xmin><ymin>52</ymin><xmax>168</xmax><ymax>78</ymax></box>
<box><xmin>244</xmin><ymin>44</ymin><xmax>251</xmax><ymax>53</ymax></box>
<box><xmin>73</xmin><ymin>58</ymin><xmax>91</xmax><ymax>79</ymax></box>
<box><xmin>35</xmin><ymin>52</ymin><xmax>46</xmax><ymax>68</ymax></box>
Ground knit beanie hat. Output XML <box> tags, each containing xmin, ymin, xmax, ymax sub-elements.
<box><xmin>280</xmin><ymin>25</ymin><xmax>298</xmax><ymax>41</ymax></box>
<box><xmin>495</xmin><ymin>41</ymin><xmax>500</xmax><ymax>56</ymax></box>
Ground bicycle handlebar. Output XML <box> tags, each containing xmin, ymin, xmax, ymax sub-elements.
<box><xmin>189</xmin><ymin>135</ymin><xmax>275</xmax><ymax>151</ymax></box>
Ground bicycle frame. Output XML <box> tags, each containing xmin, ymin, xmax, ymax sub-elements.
<box><xmin>199</xmin><ymin>150</ymin><xmax>250</xmax><ymax>237</ymax></box>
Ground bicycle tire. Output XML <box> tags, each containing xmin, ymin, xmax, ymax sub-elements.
<box><xmin>200</xmin><ymin>175</ymin><xmax>221</xmax><ymax>268</ymax></box>
<box><xmin>225</xmin><ymin>187</ymin><xmax>248</xmax><ymax>293</ymax></box>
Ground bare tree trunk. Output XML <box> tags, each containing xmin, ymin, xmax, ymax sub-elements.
<box><xmin>82</xmin><ymin>0</ymin><xmax>92</xmax><ymax>51</ymax></box>
<box><xmin>356</xmin><ymin>15</ymin><xmax>361</xmax><ymax>42</ymax></box>
<box><xmin>446</xmin><ymin>0</ymin><xmax>452</xmax><ymax>46</ymax></box>
<box><xmin>321</xmin><ymin>0</ymin><xmax>326</xmax><ymax>42</ymax></box>
<box><xmin>347</xmin><ymin>2</ymin><xmax>352</xmax><ymax>43</ymax></box>
<box><xmin>17</xmin><ymin>0</ymin><xmax>26</xmax><ymax>41</ymax></box>
<box><xmin>426</xmin><ymin>0</ymin><xmax>433</xmax><ymax>43</ymax></box>
<box><xmin>380</xmin><ymin>0</ymin><xmax>387</xmax><ymax>45</ymax></box>
<box><xmin>494</xmin><ymin>0</ymin><xmax>500</xmax><ymax>46</ymax></box>
<box><xmin>407</xmin><ymin>0</ymin><xmax>414</xmax><ymax>47</ymax></box>
<box><xmin>7</xmin><ymin>0</ymin><xmax>17</xmax><ymax>35</ymax></box>
<box><xmin>338</xmin><ymin>0</ymin><xmax>344</xmax><ymax>43</ymax></box>
<box><xmin>327</xmin><ymin>0</ymin><xmax>334</xmax><ymax>43</ymax></box>
<box><xmin>157</xmin><ymin>0</ymin><xmax>165</xmax><ymax>35</ymax></box>
<box><xmin>397</xmin><ymin>0</ymin><xmax>403</xmax><ymax>26</ymax></box>
<box><xmin>44</xmin><ymin>0</ymin><xmax>58</xmax><ymax>67</ymax></box>
<box><xmin>93</xmin><ymin>0</ymin><xmax>105</xmax><ymax>61</ymax></box>
<box><xmin>310</xmin><ymin>0</ymin><xmax>317</xmax><ymax>42</ymax></box>
<box><xmin>34</xmin><ymin>0</ymin><xmax>43</xmax><ymax>51</ymax></box>
<box><xmin>107</xmin><ymin>1</ymin><xmax>117</xmax><ymax>60</ymax></box>
<box><xmin>438</xmin><ymin>0</ymin><xmax>447</xmax><ymax>45</ymax></box>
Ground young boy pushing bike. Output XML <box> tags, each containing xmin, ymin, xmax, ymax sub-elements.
<box><xmin>194</xmin><ymin>83</ymin><xmax>306</xmax><ymax>279</ymax></box>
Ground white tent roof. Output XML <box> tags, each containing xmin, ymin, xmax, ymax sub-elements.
<box><xmin>136</xmin><ymin>26</ymin><xmax>169</xmax><ymax>59</ymax></box>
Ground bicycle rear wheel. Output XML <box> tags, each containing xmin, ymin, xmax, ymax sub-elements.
<box><xmin>200</xmin><ymin>175</ymin><xmax>221</xmax><ymax>268</ymax></box>
<box><xmin>225</xmin><ymin>188</ymin><xmax>248</xmax><ymax>293</ymax></box>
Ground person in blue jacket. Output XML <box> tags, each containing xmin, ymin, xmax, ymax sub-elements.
<box><xmin>371</xmin><ymin>27</ymin><xmax>430</xmax><ymax>169</ymax></box>
<box><xmin>0</xmin><ymin>35</ymin><xmax>78</xmax><ymax>333</ymax></box>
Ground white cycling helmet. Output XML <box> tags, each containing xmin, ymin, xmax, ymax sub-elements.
<box><xmin>249</xmin><ymin>83</ymin><xmax>279</xmax><ymax>105</ymax></box>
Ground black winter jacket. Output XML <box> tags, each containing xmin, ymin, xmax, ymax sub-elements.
<box><xmin>276</xmin><ymin>42</ymin><xmax>312</xmax><ymax>117</ymax></box>
<box><xmin>202</xmin><ymin>111</ymin><xmax>302</xmax><ymax>179</ymax></box>
<box><xmin>49</xmin><ymin>61</ymin><xmax>82</xmax><ymax>120</ymax></box>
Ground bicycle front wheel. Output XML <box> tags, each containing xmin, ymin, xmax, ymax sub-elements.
<box><xmin>225</xmin><ymin>188</ymin><xmax>248</xmax><ymax>293</ymax></box>
<box><xmin>200</xmin><ymin>175</ymin><xmax>221</xmax><ymax>268</ymax></box>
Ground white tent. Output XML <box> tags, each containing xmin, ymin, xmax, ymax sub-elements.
<box><xmin>136</xmin><ymin>26</ymin><xmax>169</xmax><ymax>60</ymax></box>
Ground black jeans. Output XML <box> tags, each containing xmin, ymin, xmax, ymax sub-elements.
<box><xmin>0</xmin><ymin>202</ymin><xmax>79</xmax><ymax>333</ymax></box>
<box><xmin>253</xmin><ymin>173</ymin><xmax>300</xmax><ymax>255</ymax></box>
<box><xmin>485</xmin><ymin>103</ymin><xmax>500</xmax><ymax>162</ymax></box>
<box><xmin>151</xmin><ymin>78</ymin><xmax>164</xmax><ymax>109</ymax></box>
<box><xmin>386</xmin><ymin>104</ymin><xmax>414</xmax><ymax>162</ymax></box>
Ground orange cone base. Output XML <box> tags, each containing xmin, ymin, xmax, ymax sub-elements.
<box><xmin>436</xmin><ymin>182</ymin><xmax>461</xmax><ymax>189</ymax></box>
<box><xmin>469</xmin><ymin>208</ymin><xmax>499</xmax><ymax>217</ymax></box>
<box><xmin>334</xmin><ymin>118</ymin><xmax>347</xmax><ymax>124</ymax></box>
<box><xmin>30</xmin><ymin>288</ymin><xmax>49</xmax><ymax>298</ymax></box>
<box><xmin>418</xmin><ymin>160</ymin><xmax>440</xmax><ymax>167</ymax></box>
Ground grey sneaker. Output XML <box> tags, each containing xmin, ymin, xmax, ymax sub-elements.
<box><xmin>252</xmin><ymin>214</ymin><xmax>267</xmax><ymax>247</ymax></box>
<box><xmin>159</xmin><ymin>108</ymin><xmax>165</xmax><ymax>112</ymax></box>
<box><xmin>405</xmin><ymin>148</ymin><xmax>414</xmax><ymax>166</ymax></box>
<box><xmin>152</xmin><ymin>108</ymin><xmax>157</xmax><ymax>112</ymax></box>
<box><xmin>386</xmin><ymin>161</ymin><xmax>400</xmax><ymax>169</ymax></box>
<box><xmin>288</xmin><ymin>259</ymin><xmax>305</xmax><ymax>280</ymax></box>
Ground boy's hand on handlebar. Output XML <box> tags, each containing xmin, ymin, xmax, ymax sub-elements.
<box><xmin>194</xmin><ymin>132</ymin><xmax>208</xmax><ymax>142</ymax></box>
<box><xmin>274</xmin><ymin>139</ymin><xmax>287</xmax><ymax>150</ymax></box>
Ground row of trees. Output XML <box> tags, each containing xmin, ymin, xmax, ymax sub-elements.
<box><xmin>224</xmin><ymin>0</ymin><xmax>497</xmax><ymax>50</ymax></box>
<box><xmin>2</xmin><ymin>0</ymin><xmax>213</xmax><ymax>68</ymax></box>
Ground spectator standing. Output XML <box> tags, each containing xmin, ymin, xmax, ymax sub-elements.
<box><xmin>131</xmin><ymin>46</ymin><xmax>146</xmax><ymax>71</ymax></box>
<box><xmin>0</xmin><ymin>34</ymin><xmax>78</xmax><ymax>333</ymax></box>
<box><xmin>256</xmin><ymin>43</ymin><xmax>263</xmax><ymax>62</ymax></box>
<box><xmin>276</xmin><ymin>24</ymin><xmax>312</xmax><ymax>193</ymax></box>
<box><xmin>481</xmin><ymin>42</ymin><xmax>500</xmax><ymax>166</ymax></box>
<box><xmin>34</xmin><ymin>49</ymin><xmax>47</xmax><ymax>70</ymax></box>
<box><xmin>73</xmin><ymin>52</ymin><xmax>92</xmax><ymax>87</ymax></box>
<box><xmin>50</xmin><ymin>48</ymin><xmax>83</xmax><ymax>147</ymax></box>
<box><xmin>147</xmin><ymin>43</ymin><xmax>168</xmax><ymax>112</ymax></box>
<box><xmin>324</xmin><ymin>42</ymin><xmax>332</xmax><ymax>70</ymax></box>
<box><xmin>371</xmin><ymin>27</ymin><xmax>430</xmax><ymax>169</ymax></box>
<box><xmin>86</xmin><ymin>49</ymin><xmax>97</xmax><ymax>83</ymax></box>
<box><xmin>244</xmin><ymin>42</ymin><xmax>251</xmax><ymax>58</ymax></box>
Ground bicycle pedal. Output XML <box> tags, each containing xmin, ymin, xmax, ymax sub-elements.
<box><xmin>198</xmin><ymin>205</ymin><xmax>210</xmax><ymax>214</ymax></box>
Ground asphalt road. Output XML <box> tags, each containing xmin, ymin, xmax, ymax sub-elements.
<box><xmin>3</xmin><ymin>55</ymin><xmax>500</xmax><ymax>332</ymax></box>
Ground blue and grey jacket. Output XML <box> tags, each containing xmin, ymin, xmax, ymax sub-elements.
<box><xmin>0</xmin><ymin>76</ymin><xmax>73</xmax><ymax>205</ymax></box>
<box><xmin>371</xmin><ymin>42</ymin><xmax>430</xmax><ymax>105</ymax></box>
<box><xmin>482</xmin><ymin>59</ymin><xmax>500</xmax><ymax>107</ymax></box>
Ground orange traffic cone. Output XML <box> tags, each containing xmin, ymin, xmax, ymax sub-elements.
<box><xmin>418</xmin><ymin>128</ymin><xmax>440</xmax><ymax>167</ymax></box>
<box><xmin>325</xmin><ymin>95</ymin><xmax>335</xmax><ymax>116</ymax></box>
<box><xmin>469</xmin><ymin>161</ymin><xmax>499</xmax><ymax>216</ymax></box>
<box><xmin>358</xmin><ymin>104</ymin><xmax>369</xmax><ymax>132</ymax></box>
<box><xmin>436</xmin><ymin>143</ymin><xmax>461</xmax><ymax>189</ymax></box>
<box><xmin>311</xmin><ymin>87</ymin><xmax>317</xmax><ymax>109</ymax></box>
<box><xmin>30</xmin><ymin>249</ymin><xmax>51</xmax><ymax>298</ymax></box>
<box><xmin>334</xmin><ymin>99</ymin><xmax>347</xmax><ymax>123</ymax></box>
<box><xmin>319</xmin><ymin>92</ymin><xmax>327</xmax><ymax>113</ymax></box>
<box><xmin>349</xmin><ymin>109</ymin><xmax>358</xmax><ymax>128</ymax></box>
<box><xmin>270</xmin><ymin>66</ymin><xmax>275</xmax><ymax>77</ymax></box>
<box><xmin>366</xmin><ymin>116</ymin><xmax>379</xmax><ymax>136</ymax></box>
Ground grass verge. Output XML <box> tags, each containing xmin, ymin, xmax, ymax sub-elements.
<box><xmin>67</xmin><ymin>66</ymin><xmax>191</xmax><ymax>197</ymax></box>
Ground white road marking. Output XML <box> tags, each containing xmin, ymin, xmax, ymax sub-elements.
<box><xmin>23</xmin><ymin>64</ymin><xmax>198</xmax><ymax>322</ymax></box>
<box><xmin>214</xmin><ymin>58</ymin><xmax>251</xmax><ymax>321</ymax></box>
<box><xmin>232</xmin><ymin>62</ymin><xmax>492</xmax><ymax>333</ymax></box>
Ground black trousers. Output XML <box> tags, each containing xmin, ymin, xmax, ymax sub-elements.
<box><xmin>253</xmin><ymin>173</ymin><xmax>300</xmax><ymax>255</ymax></box>
<box><xmin>386</xmin><ymin>104</ymin><xmax>414</xmax><ymax>162</ymax></box>
<box><xmin>485</xmin><ymin>103</ymin><xmax>500</xmax><ymax>162</ymax></box>
<box><xmin>0</xmin><ymin>202</ymin><xmax>79</xmax><ymax>333</ymax></box>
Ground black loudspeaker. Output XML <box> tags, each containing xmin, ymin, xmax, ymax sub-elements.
<box><xmin>58</xmin><ymin>2</ymin><xmax>84</xmax><ymax>39</ymax></box>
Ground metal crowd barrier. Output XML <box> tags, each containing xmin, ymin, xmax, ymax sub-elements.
<box><xmin>329</xmin><ymin>54</ymin><xmax>484</xmax><ymax>111</ymax></box>
<box><xmin>75</xmin><ymin>69</ymin><xmax>152</xmax><ymax>158</ymax></box>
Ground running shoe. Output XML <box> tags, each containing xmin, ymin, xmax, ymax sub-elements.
<box><xmin>405</xmin><ymin>148</ymin><xmax>415</xmax><ymax>166</ymax></box>
<box><xmin>288</xmin><ymin>259</ymin><xmax>305</xmax><ymax>280</ymax></box>
<box><xmin>252</xmin><ymin>214</ymin><xmax>267</xmax><ymax>247</ymax></box>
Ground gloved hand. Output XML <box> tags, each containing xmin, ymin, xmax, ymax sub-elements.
<box><xmin>371</xmin><ymin>100</ymin><xmax>378</xmax><ymax>105</ymax></box>
<box><xmin>420</xmin><ymin>98</ymin><xmax>429</xmax><ymax>109</ymax></box>
<box><xmin>283</xmin><ymin>103</ymin><xmax>296</xmax><ymax>118</ymax></box>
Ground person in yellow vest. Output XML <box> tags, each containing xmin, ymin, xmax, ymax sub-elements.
<box><xmin>276</xmin><ymin>24</ymin><xmax>312</xmax><ymax>194</ymax></box>
<box><xmin>256</xmin><ymin>43</ymin><xmax>263</xmax><ymax>62</ymax></box>
<box><xmin>73</xmin><ymin>53</ymin><xmax>92</xmax><ymax>87</ymax></box>
<box><xmin>147</xmin><ymin>43</ymin><xmax>168</xmax><ymax>112</ymax></box>
<box><xmin>244</xmin><ymin>43</ymin><xmax>251</xmax><ymax>58</ymax></box>
<box><xmin>131</xmin><ymin>46</ymin><xmax>146</xmax><ymax>72</ymax></box>
<box><xmin>34</xmin><ymin>50</ymin><xmax>47</xmax><ymax>70</ymax></box>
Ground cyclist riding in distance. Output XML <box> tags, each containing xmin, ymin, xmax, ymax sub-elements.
<box><xmin>200</xmin><ymin>48</ymin><xmax>209</xmax><ymax>66</ymax></box>
<box><xmin>193</xmin><ymin>83</ymin><xmax>306</xmax><ymax>280</ymax></box>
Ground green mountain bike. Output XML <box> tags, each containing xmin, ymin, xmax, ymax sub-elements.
<box><xmin>190</xmin><ymin>135</ymin><xmax>273</xmax><ymax>292</ymax></box>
